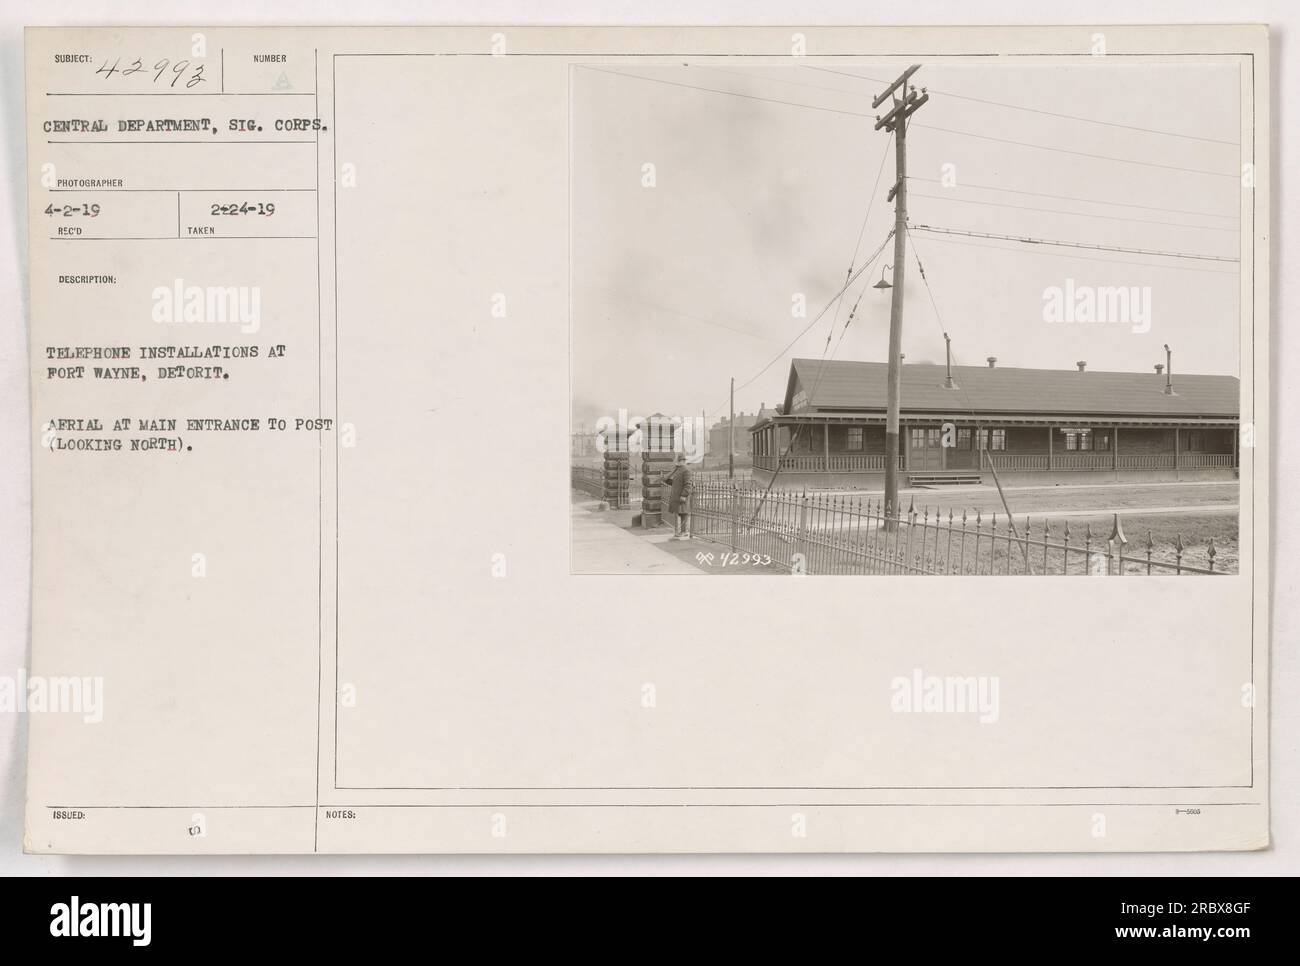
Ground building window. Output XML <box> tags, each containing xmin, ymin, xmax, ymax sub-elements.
<box><xmin>957</xmin><ymin>427</ymin><xmax>972</xmax><ymax>449</ymax></box>
<box><xmin>846</xmin><ymin>427</ymin><xmax>864</xmax><ymax>451</ymax></box>
<box><xmin>1062</xmin><ymin>428</ymin><xmax>1108</xmax><ymax>451</ymax></box>
<box><xmin>910</xmin><ymin>428</ymin><xmax>925</xmax><ymax>448</ymax></box>
<box><xmin>1186</xmin><ymin>430</ymin><xmax>1204</xmax><ymax>452</ymax></box>
<box><xmin>990</xmin><ymin>429</ymin><xmax>1006</xmax><ymax>451</ymax></box>
<box><xmin>927</xmin><ymin>428</ymin><xmax>941</xmax><ymax>447</ymax></box>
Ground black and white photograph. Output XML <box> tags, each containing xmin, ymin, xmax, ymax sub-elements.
<box><xmin>571</xmin><ymin>58</ymin><xmax>1245</xmax><ymax>576</ymax></box>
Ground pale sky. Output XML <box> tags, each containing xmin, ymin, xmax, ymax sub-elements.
<box><xmin>571</xmin><ymin>60</ymin><xmax>1243</xmax><ymax>427</ymax></box>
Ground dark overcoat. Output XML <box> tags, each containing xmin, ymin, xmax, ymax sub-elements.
<box><xmin>666</xmin><ymin>465</ymin><xmax>693</xmax><ymax>514</ymax></box>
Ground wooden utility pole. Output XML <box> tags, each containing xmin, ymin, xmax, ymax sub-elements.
<box><xmin>873</xmin><ymin>66</ymin><xmax>928</xmax><ymax>521</ymax></box>
<box><xmin>728</xmin><ymin>377</ymin><xmax>735</xmax><ymax>479</ymax></box>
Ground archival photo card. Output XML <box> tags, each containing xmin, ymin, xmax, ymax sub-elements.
<box><xmin>22</xmin><ymin>24</ymin><xmax>1268</xmax><ymax>854</ymax></box>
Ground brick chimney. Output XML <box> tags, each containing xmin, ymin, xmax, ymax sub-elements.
<box><xmin>1076</xmin><ymin>361</ymin><xmax>1087</xmax><ymax>372</ymax></box>
<box><xmin>986</xmin><ymin>356</ymin><xmax>997</xmax><ymax>368</ymax></box>
<box><xmin>1154</xmin><ymin>363</ymin><xmax>1164</xmax><ymax>375</ymax></box>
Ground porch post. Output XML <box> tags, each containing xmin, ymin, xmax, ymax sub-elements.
<box><xmin>1047</xmin><ymin>426</ymin><xmax>1053</xmax><ymax>471</ymax></box>
<box><xmin>1173</xmin><ymin>426</ymin><xmax>1180</xmax><ymax>479</ymax></box>
<box><xmin>823</xmin><ymin>419</ymin><xmax>830</xmax><ymax>473</ymax></box>
<box><xmin>1113</xmin><ymin>425</ymin><xmax>1119</xmax><ymax>478</ymax></box>
<box><xmin>902</xmin><ymin>420</ymin><xmax>909</xmax><ymax>471</ymax></box>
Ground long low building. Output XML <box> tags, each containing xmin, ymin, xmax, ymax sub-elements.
<box><xmin>749</xmin><ymin>358</ymin><xmax>1240</xmax><ymax>488</ymax></box>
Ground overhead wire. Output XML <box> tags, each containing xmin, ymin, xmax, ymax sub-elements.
<box><xmin>907</xmin><ymin>224</ymin><xmax>1239</xmax><ymax>262</ymax></box>
<box><xmin>707</xmin><ymin>228</ymin><xmax>895</xmax><ymax>421</ymax></box>
<box><xmin>803</xmin><ymin>65</ymin><xmax>1239</xmax><ymax>146</ymax></box>
<box><xmin>904</xmin><ymin>225</ymin><xmax>1034</xmax><ymax>569</ymax></box>
<box><xmin>904</xmin><ymin>232</ymin><xmax>1239</xmax><ymax>276</ymax></box>
<box><xmin>578</xmin><ymin>63</ymin><xmax>1239</xmax><ymax>505</ymax></box>
<box><xmin>577</xmin><ymin>65</ymin><xmax>875</xmax><ymax>120</ymax></box>
<box><xmin>904</xmin><ymin>176</ymin><xmax>1238</xmax><ymax>221</ymax></box>
<box><xmin>909</xmin><ymin>122</ymin><xmax>1238</xmax><ymax>178</ymax></box>
<box><xmin>824</xmin><ymin>129</ymin><xmax>894</xmax><ymax>348</ymax></box>
<box><xmin>906</xmin><ymin>191</ymin><xmax>1240</xmax><ymax>233</ymax></box>
<box><xmin>580</xmin><ymin>65</ymin><xmax>1238</xmax><ymax>178</ymax></box>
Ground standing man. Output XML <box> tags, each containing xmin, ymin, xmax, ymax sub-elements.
<box><xmin>665</xmin><ymin>452</ymin><xmax>694</xmax><ymax>540</ymax></box>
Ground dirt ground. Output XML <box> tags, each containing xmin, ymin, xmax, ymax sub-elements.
<box><xmin>812</xmin><ymin>480</ymin><xmax>1239</xmax><ymax>515</ymax></box>
<box><xmin>1032</xmin><ymin>510</ymin><xmax>1237</xmax><ymax>573</ymax></box>
<box><xmin>808</xmin><ymin>481</ymin><xmax>1240</xmax><ymax>572</ymax></box>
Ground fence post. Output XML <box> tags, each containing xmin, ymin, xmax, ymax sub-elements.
<box><xmin>1108</xmin><ymin>513</ymin><xmax>1128</xmax><ymax>576</ymax></box>
<box><xmin>798</xmin><ymin>493</ymin><xmax>810</xmax><ymax>572</ymax></box>
<box><xmin>729</xmin><ymin>482</ymin><xmax>738</xmax><ymax>551</ymax></box>
<box><xmin>905</xmin><ymin>496</ymin><xmax>917</xmax><ymax>574</ymax></box>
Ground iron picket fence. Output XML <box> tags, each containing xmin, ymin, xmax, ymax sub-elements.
<box><xmin>688</xmin><ymin>482</ymin><xmax>1224</xmax><ymax>576</ymax></box>
<box><xmin>571</xmin><ymin>465</ymin><xmax>605</xmax><ymax>498</ymax></box>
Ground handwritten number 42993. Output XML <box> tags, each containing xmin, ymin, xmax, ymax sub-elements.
<box><xmin>95</xmin><ymin>58</ymin><xmax>207</xmax><ymax>89</ymax></box>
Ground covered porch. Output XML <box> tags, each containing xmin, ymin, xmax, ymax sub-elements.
<box><xmin>750</xmin><ymin>413</ymin><xmax>1239</xmax><ymax>488</ymax></box>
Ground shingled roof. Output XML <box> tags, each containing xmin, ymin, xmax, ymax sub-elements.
<box><xmin>784</xmin><ymin>359</ymin><xmax>1239</xmax><ymax>419</ymax></box>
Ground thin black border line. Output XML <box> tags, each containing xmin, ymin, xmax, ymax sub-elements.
<box><xmin>44</xmin><ymin>92</ymin><xmax>315</xmax><ymax>96</ymax></box>
<box><xmin>334</xmin><ymin>784</ymin><xmax>1253</xmax><ymax>791</ymax></box>
<box><xmin>330</xmin><ymin>52</ymin><xmax>1244</xmax><ymax>59</ymax></box>
<box><xmin>332</xmin><ymin>51</ymin><xmax>341</xmax><ymax>795</ymax></box>
<box><xmin>1244</xmin><ymin>50</ymin><xmax>1253</xmax><ymax>787</ymax></box>
<box><xmin>330</xmin><ymin>49</ymin><xmax>340</xmax><ymax>795</ymax></box>
<box><xmin>47</xmin><ymin>802</ymin><xmax>1263</xmax><ymax>810</ymax></box>
<box><xmin>44</xmin><ymin>140</ymin><xmax>315</xmax><ymax>144</ymax></box>
<box><xmin>313</xmin><ymin>46</ymin><xmax>323</xmax><ymax>854</ymax></box>
<box><xmin>48</xmin><ymin>236</ymin><xmax>318</xmax><ymax>241</ymax></box>
<box><xmin>48</xmin><ymin>191</ymin><xmax>319</xmax><ymax>195</ymax></box>
<box><xmin>326</xmin><ymin>49</ymin><xmax>1261</xmax><ymax>800</ymax></box>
